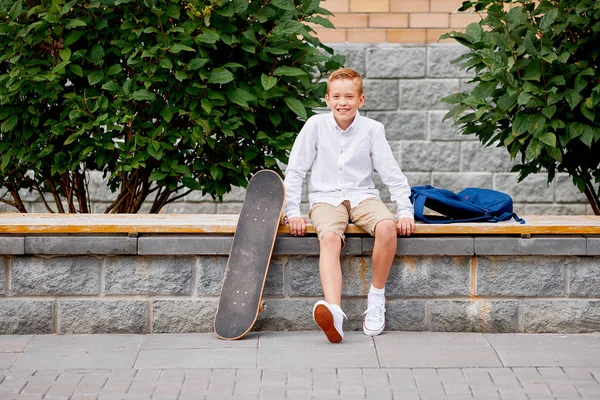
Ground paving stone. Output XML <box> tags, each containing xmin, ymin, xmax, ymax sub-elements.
<box><xmin>400</xmin><ymin>141</ymin><xmax>460</xmax><ymax>171</ymax></box>
<box><xmin>399</xmin><ymin>79</ymin><xmax>461</xmax><ymax>110</ymax></box>
<box><xmin>568</xmin><ymin>257</ymin><xmax>600</xmax><ymax>296</ymax></box>
<box><xmin>330</xmin><ymin>45</ymin><xmax>366</xmax><ymax>75</ymax></box>
<box><xmin>427</xmin><ymin>45</ymin><xmax>473</xmax><ymax>78</ymax></box>
<box><xmin>138</xmin><ymin>236</ymin><xmax>231</xmax><ymax>255</ymax></box>
<box><xmin>461</xmin><ymin>142</ymin><xmax>514</xmax><ymax>172</ymax></box>
<box><xmin>363</xmin><ymin>80</ymin><xmax>399</xmax><ymax>111</ymax></box>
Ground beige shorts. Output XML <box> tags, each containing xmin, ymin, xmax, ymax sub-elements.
<box><xmin>308</xmin><ymin>198</ymin><xmax>395</xmax><ymax>242</ymax></box>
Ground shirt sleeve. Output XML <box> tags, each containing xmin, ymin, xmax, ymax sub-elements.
<box><xmin>283</xmin><ymin>119</ymin><xmax>317</xmax><ymax>218</ymax></box>
<box><xmin>371</xmin><ymin>126</ymin><xmax>414</xmax><ymax>219</ymax></box>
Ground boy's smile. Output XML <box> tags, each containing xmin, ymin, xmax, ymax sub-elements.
<box><xmin>325</xmin><ymin>78</ymin><xmax>365</xmax><ymax>131</ymax></box>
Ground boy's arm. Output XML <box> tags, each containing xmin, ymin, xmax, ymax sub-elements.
<box><xmin>371</xmin><ymin>127</ymin><xmax>414</xmax><ymax>220</ymax></box>
<box><xmin>283</xmin><ymin>121</ymin><xmax>317</xmax><ymax>220</ymax></box>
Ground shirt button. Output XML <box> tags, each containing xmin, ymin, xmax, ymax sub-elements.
<box><xmin>340</xmin><ymin>150</ymin><xmax>343</xmax><ymax>154</ymax></box>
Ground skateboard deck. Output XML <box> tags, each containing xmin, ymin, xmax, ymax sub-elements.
<box><xmin>214</xmin><ymin>170</ymin><xmax>285</xmax><ymax>340</ymax></box>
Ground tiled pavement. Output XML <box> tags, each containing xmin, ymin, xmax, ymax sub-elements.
<box><xmin>0</xmin><ymin>331</ymin><xmax>599</xmax><ymax>399</ymax></box>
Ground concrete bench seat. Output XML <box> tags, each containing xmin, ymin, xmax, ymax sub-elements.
<box><xmin>0</xmin><ymin>213</ymin><xmax>599</xmax><ymax>235</ymax></box>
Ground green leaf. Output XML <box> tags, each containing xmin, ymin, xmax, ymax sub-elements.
<box><xmin>52</xmin><ymin>60</ymin><xmax>71</xmax><ymax>74</ymax></box>
<box><xmin>1</xmin><ymin>115</ymin><xmax>18</xmax><ymax>133</ymax></box>
<box><xmin>271</xmin><ymin>0</ymin><xmax>296</xmax><ymax>10</ymax></box>
<box><xmin>159</xmin><ymin>58</ymin><xmax>173</xmax><ymax>70</ymax></box>
<box><xmin>160</xmin><ymin>108</ymin><xmax>173</xmax><ymax>123</ymax></box>
<box><xmin>64</xmin><ymin>31</ymin><xmax>85</xmax><ymax>46</ymax></box>
<box><xmin>87</xmin><ymin>70</ymin><xmax>104</xmax><ymax>85</ymax></box>
<box><xmin>148</xmin><ymin>170</ymin><xmax>168</xmax><ymax>180</ymax></box>
<box><xmin>175</xmin><ymin>71</ymin><xmax>188</xmax><ymax>81</ymax></box>
<box><xmin>542</xmin><ymin>105</ymin><xmax>556</xmax><ymax>119</ymax></box>
<box><xmin>182</xmin><ymin>177</ymin><xmax>202</xmax><ymax>190</ymax></box>
<box><xmin>284</xmin><ymin>97</ymin><xmax>307</xmax><ymax>120</ymax></box>
<box><xmin>208</xmin><ymin>68</ymin><xmax>234</xmax><ymax>84</ymax></box>
<box><xmin>101</xmin><ymin>81</ymin><xmax>121</xmax><ymax>92</ymax></box>
<box><xmin>65</xmin><ymin>19</ymin><xmax>87</xmax><ymax>29</ymax></box>
<box><xmin>307</xmin><ymin>16</ymin><xmax>335</xmax><ymax>29</ymax></box>
<box><xmin>471</xmin><ymin>81</ymin><xmax>497</xmax><ymax>99</ymax></box>
<box><xmin>132</xmin><ymin>89</ymin><xmax>156</xmax><ymax>101</ymax></box>
<box><xmin>539</xmin><ymin>8</ymin><xmax>558</xmax><ymax>30</ymax></box>
<box><xmin>59</xmin><ymin>48</ymin><xmax>72</xmax><ymax>62</ymax></box>
<box><xmin>8</xmin><ymin>0</ymin><xmax>23</xmax><ymax>20</ymax></box>
<box><xmin>580</xmin><ymin>102</ymin><xmax>595</xmax><ymax>122</ymax></box>
<box><xmin>565</xmin><ymin>90</ymin><xmax>582</xmax><ymax>110</ymax></box>
<box><xmin>273</xmin><ymin>20</ymin><xmax>304</xmax><ymax>36</ymax></box>
<box><xmin>273</xmin><ymin>66</ymin><xmax>307</xmax><ymax>77</ymax></box>
<box><xmin>107</xmin><ymin>64</ymin><xmax>122</xmax><ymax>75</ymax></box>
<box><xmin>169</xmin><ymin>43</ymin><xmax>196</xmax><ymax>54</ymax></box>
<box><xmin>69</xmin><ymin>64</ymin><xmax>84</xmax><ymax>77</ymax></box>
<box><xmin>188</xmin><ymin>58</ymin><xmax>209</xmax><ymax>70</ymax></box>
<box><xmin>90</xmin><ymin>44</ymin><xmax>104</xmax><ymax>64</ymax></box>
<box><xmin>524</xmin><ymin>31</ymin><xmax>540</xmax><ymax>57</ymax></box>
<box><xmin>210</xmin><ymin>165</ymin><xmax>222</xmax><ymax>180</ymax></box>
<box><xmin>522</xmin><ymin>60</ymin><xmax>542</xmax><ymax>81</ymax></box>
<box><xmin>538</xmin><ymin>131</ymin><xmax>556</xmax><ymax>148</ymax></box>
<box><xmin>227</xmin><ymin>88</ymin><xmax>257</xmax><ymax>108</ymax></box>
<box><xmin>261</xmin><ymin>74</ymin><xmax>277</xmax><ymax>91</ymax></box>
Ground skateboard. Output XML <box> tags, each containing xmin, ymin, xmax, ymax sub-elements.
<box><xmin>214</xmin><ymin>169</ymin><xmax>285</xmax><ymax>340</ymax></box>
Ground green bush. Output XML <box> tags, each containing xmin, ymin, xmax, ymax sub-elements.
<box><xmin>442</xmin><ymin>0</ymin><xmax>600</xmax><ymax>214</ymax></box>
<box><xmin>0</xmin><ymin>0</ymin><xmax>343</xmax><ymax>212</ymax></box>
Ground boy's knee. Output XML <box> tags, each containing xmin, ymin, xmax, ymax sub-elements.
<box><xmin>374</xmin><ymin>219</ymin><xmax>396</xmax><ymax>239</ymax></box>
<box><xmin>320</xmin><ymin>231</ymin><xmax>343</xmax><ymax>248</ymax></box>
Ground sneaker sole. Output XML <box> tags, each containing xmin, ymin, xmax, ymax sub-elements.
<box><xmin>313</xmin><ymin>304</ymin><xmax>343</xmax><ymax>343</ymax></box>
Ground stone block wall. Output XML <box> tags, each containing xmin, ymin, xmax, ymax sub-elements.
<box><xmin>1</xmin><ymin>235</ymin><xmax>599</xmax><ymax>335</ymax></box>
<box><xmin>0</xmin><ymin>44</ymin><xmax>595</xmax><ymax>215</ymax></box>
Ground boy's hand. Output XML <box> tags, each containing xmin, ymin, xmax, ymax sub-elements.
<box><xmin>396</xmin><ymin>217</ymin><xmax>415</xmax><ymax>236</ymax></box>
<box><xmin>287</xmin><ymin>217</ymin><xmax>307</xmax><ymax>237</ymax></box>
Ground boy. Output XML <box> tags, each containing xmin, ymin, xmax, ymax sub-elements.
<box><xmin>283</xmin><ymin>68</ymin><xmax>415</xmax><ymax>343</ymax></box>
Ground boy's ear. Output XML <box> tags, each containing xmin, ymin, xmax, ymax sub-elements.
<box><xmin>358</xmin><ymin>94</ymin><xmax>365</xmax><ymax>107</ymax></box>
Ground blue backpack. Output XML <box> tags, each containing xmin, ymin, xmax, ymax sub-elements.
<box><xmin>410</xmin><ymin>185</ymin><xmax>525</xmax><ymax>224</ymax></box>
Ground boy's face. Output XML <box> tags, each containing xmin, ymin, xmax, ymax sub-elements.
<box><xmin>325</xmin><ymin>78</ymin><xmax>365</xmax><ymax>129</ymax></box>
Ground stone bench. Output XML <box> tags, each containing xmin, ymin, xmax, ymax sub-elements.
<box><xmin>0</xmin><ymin>213</ymin><xmax>599</xmax><ymax>335</ymax></box>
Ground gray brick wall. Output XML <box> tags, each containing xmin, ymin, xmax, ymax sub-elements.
<box><xmin>0</xmin><ymin>44</ymin><xmax>595</xmax><ymax>215</ymax></box>
<box><xmin>1</xmin><ymin>235</ymin><xmax>599</xmax><ymax>334</ymax></box>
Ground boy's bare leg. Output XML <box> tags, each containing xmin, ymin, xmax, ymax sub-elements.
<box><xmin>371</xmin><ymin>219</ymin><xmax>397</xmax><ymax>288</ymax></box>
<box><xmin>319</xmin><ymin>232</ymin><xmax>344</xmax><ymax>305</ymax></box>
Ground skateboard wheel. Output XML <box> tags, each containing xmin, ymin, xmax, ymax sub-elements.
<box><xmin>259</xmin><ymin>301</ymin><xmax>267</xmax><ymax>312</ymax></box>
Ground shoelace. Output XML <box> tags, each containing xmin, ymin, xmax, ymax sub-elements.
<box><xmin>362</xmin><ymin>303</ymin><xmax>386</xmax><ymax>324</ymax></box>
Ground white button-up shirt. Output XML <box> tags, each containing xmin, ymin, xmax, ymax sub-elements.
<box><xmin>283</xmin><ymin>111</ymin><xmax>414</xmax><ymax>219</ymax></box>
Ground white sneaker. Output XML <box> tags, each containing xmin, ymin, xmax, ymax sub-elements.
<box><xmin>313</xmin><ymin>300</ymin><xmax>346</xmax><ymax>343</ymax></box>
<box><xmin>363</xmin><ymin>302</ymin><xmax>386</xmax><ymax>336</ymax></box>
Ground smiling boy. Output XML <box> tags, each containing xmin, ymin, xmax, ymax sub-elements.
<box><xmin>283</xmin><ymin>68</ymin><xmax>415</xmax><ymax>343</ymax></box>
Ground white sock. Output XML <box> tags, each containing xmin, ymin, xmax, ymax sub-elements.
<box><xmin>368</xmin><ymin>285</ymin><xmax>385</xmax><ymax>305</ymax></box>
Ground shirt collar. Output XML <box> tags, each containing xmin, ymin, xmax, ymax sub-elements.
<box><xmin>328</xmin><ymin>111</ymin><xmax>361</xmax><ymax>133</ymax></box>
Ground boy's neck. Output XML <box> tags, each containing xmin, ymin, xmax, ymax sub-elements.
<box><xmin>334</xmin><ymin>113</ymin><xmax>356</xmax><ymax>131</ymax></box>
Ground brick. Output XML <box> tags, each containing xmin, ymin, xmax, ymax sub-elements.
<box><xmin>329</xmin><ymin>13</ymin><xmax>369</xmax><ymax>28</ymax></box>
<box><xmin>0</xmin><ymin>300</ymin><xmax>54</xmax><ymax>334</ymax></box>
<box><xmin>399</xmin><ymin>79</ymin><xmax>461</xmax><ymax>110</ymax></box>
<box><xmin>0</xmin><ymin>236</ymin><xmax>24</xmax><ymax>255</ymax></box>
<box><xmin>350</xmin><ymin>0</ymin><xmax>389</xmax><ymax>12</ymax></box>
<box><xmin>321</xmin><ymin>0</ymin><xmax>349</xmax><ymax>13</ymax></box>
<box><xmin>410</xmin><ymin>13</ymin><xmax>449</xmax><ymax>28</ymax></box>
<box><xmin>400</xmin><ymin>141</ymin><xmax>460</xmax><ymax>172</ymax></box>
<box><xmin>105</xmin><ymin>256</ymin><xmax>193</xmax><ymax>295</ymax></box>
<box><xmin>428</xmin><ymin>28</ymin><xmax>457</xmax><ymax>43</ymax></box>
<box><xmin>368</xmin><ymin>111</ymin><xmax>427</xmax><ymax>140</ymax></box>
<box><xmin>25</xmin><ymin>235</ymin><xmax>137</xmax><ymax>255</ymax></box>
<box><xmin>432</xmin><ymin>172</ymin><xmax>492</xmax><ymax>191</ymax></box>
<box><xmin>523</xmin><ymin>300</ymin><xmax>600</xmax><ymax>333</ymax></box>
<box><xmin>347</xmin><ymin>29</ymin><xmax>387</xmax><ymax>43</ymax></box>
<box><xmin>254</xmin><ymin>298</ymin><xmax>324</xmax><ymax>331</ymax></box>
<box><xmin>475</xmin><ymin>237</ymin><xmax>587</xmax><ymax>256</ymax></box>
<box><xmin>404</xmin><ymin>172</ymin><xmax>432</xmax><ymax>187</ymax></box>
<box><xmin>450</xmin><ymin>12</ymin><xmax>484</xmax><ymax>28</ymax></box>
<box><xmin>196</xmin><ymin>256</ymin><xmax>227</xmax><ymax>295</ymax></box>
<box><xmin>587</xmin><ymin>236</ymin><xmax>600</xmax><ymax>256</ymax></box>
<box><xmin>330</xmin><ymin>45</ymin><xmax>366</xmax><ymax>75</ymax></box>
<box><xmin>554</xmin><ymin>174</ymin><xmax>588</xmax><ymax>203</ymax></box>
<box><xmin>387</xmin><ymin>29</ymin><xmax>427</xmax><ymax>44</ymax></box>
<box><xmin>428</xmin><ymin>110</ymin><xmax>470</xmax><ymax>140</ymax></box>
<box><xmin>430</xmin><ymin>300</ymin><xmax>519</xmax><ymax>332</ymax></box>
<box><xmin>495</xmin><ymin>173</ymin><xmax>555</xmax><ymax>203</ymax></box>
<box><xmin>362</xmin><ymin>79</ymin><xmax>399</xmax><ymax>111</ymax></box>
<box><xmin>59</xmin><ymin>300</ymin><xmax>147</xmax><ymax>334</ymax></box>
<box><xmin>568</xmin><ymin>257</ymin><xmax>600</xmax><ymax>296</ymax></box>
<box><xmin>386</xmin><ymin>256</ymin><xmax>471</xmax><ymax>296</ymax></box>
<box><xmin>367</xmin><ymin>47</ymin><xmax>426</xmax><ymax>78</ymax></box>
<box><xmin>476</xmin><ymin>256</ymin><xmax>565</xmax><ymax>297</ymax></box>
<box><xmin>12</xmin><ymin>256</ymin><xmax>99</xmax><ymax>295</ymax></box>
<box><xmin>431</xmin><ymin>0</ymin><xmax>465</xmax><ymax>12</ymax></box>
<box><xmin>152</xmin><ymin>299</ymin><xmax>217</xmax><ymax>333</ymax></box>
<box><xmin>460</xmin><ymin>142</ymin><xmax>514</xmax><ymax>172</ymax></box>
<box><xmin>427</xmin><ymin>45</ymin><xmax>473</xmax><ymax>78</ymax></box>
<box><xmin>391</xmin><ymin>0</ymin><xmax>429</xmax><ymax>12</ymax></box>
<box><xmin>138</xmin><ymin>236</ymin><xmax>232</xmax><ymax>255</ymax></box>
<box><xmin>274</xmin><ymin>237</ymin><xmax>361</xmax><ymax>256</ymax></box>
<box><xmin>315</xmin><ymin>28</ymin><xmax>347</xmax><ymax>43</ymax></box>
<box><xmin>362</xmin><ymin>237</ymin><xmax>474</xmax><ymax>256</ymax></box>
<box><xmin>369</xmin><ymin>14</ymin><xmax>409</xmax><ymax>28</ymax></box>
